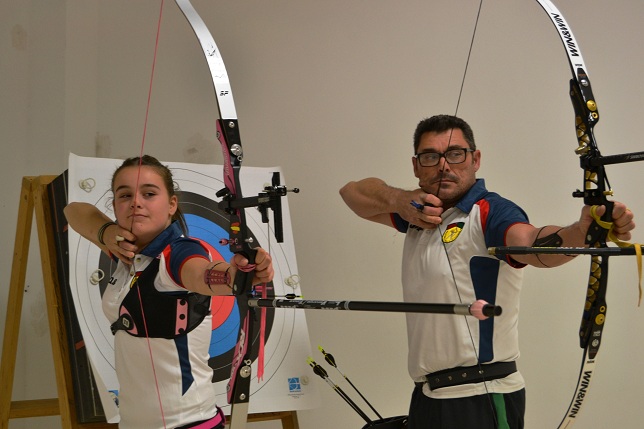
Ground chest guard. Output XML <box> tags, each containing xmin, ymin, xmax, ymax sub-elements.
<box><xmin>110</xmin><ymin>258</ymin><xmax>211</xmax><ymax>339</ymax></box>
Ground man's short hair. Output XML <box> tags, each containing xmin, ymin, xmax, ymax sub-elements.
<box><xmin>413</xmin><ymin>115</ymin><xmax>476</xmax><ymax>153</ymax></box>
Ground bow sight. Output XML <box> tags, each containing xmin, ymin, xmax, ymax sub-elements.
<box><xmin>217</xmin><ymin>171</ymin><xmax>299</xmax><ymax>244</ymax></box>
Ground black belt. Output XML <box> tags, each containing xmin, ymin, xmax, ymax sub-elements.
<box><xmin>417</xmin><ymin>361</ymin><xmax>517</xmax><ymax>391</ymax></box>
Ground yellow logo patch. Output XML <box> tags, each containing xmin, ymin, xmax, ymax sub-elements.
<box><xmin>442</xmin><ymin>222</ymin><xmax>465</xmax><ymax>243</ymax></box>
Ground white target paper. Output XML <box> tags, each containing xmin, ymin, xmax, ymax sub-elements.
<box><xmin>67</xmin><ymin>153</ymin><xmax>318</xmax><ymax>422</ymax></box>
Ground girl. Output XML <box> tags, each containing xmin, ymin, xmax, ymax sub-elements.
<box><xmin>64</xmin><ymin>155</ymin><xmax>273</xmax><ymax>429</ymax></box>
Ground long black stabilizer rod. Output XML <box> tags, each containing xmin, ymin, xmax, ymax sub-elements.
<box><xmin>489</xmin><ymin>246</ymin><xmax>639</xmax><ymax>257</ymax></box>
<box><xmin>248</xmin><ymin>298</ymin><xmax>502</xmax><ymax>319</ymax></box>
<box><xmin>586</xmin><ymin>150</ymin><xmax>644</xmax><ymax>167</ymax></box>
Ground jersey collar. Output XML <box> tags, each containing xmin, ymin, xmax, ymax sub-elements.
<box><xmin>140</xmin><ymin>221</ymin><xmax>183</xmax><ymax>257</ymax></box>
<box><xmin>454</xmin><ymin>178</ymin><xmax>487</xmax><ymax>213</ymax></box>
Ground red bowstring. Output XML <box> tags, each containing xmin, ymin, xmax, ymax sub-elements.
<box><xmin>138</xmin><ymin>0</ymin><xmax>165</xmax><ymax>164</ymax></box>
<box><xmin>131</xmin><ymin>1</ymin><xmax>167</xmax><ymax>427</ymax></box>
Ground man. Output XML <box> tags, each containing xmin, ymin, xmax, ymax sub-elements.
<box><xmin>339</xmin><ymin>115</ymin><xmax>634</xmax><ymax>429</ymax></box>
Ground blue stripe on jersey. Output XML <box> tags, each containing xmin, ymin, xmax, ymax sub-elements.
<box><xmin>470</xmin><ymin>256</ymin><xmax>500</xmax><ymax>363</ymax></box>
<box><xmin>174</xmin><ymin>335</ymin><xmax>194</xmax><ymax>395</ymax></box>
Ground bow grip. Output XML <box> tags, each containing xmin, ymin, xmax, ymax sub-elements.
<box><xmin>584</xmin><ymin>200</ymin><xmax>614</xmax><ymax>246</ymax></box>
<box><xmin>230</xmin><ymin>248</ymin><xmax>257</xmax><ymax>296</ymax></box>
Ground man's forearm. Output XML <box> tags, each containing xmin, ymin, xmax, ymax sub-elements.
<box><xmin>340</xmin><ymin>178</ymin><xmax>404</xmax><ymax>220</ymax></box>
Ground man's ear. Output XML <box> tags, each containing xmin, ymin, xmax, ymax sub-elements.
<box><xmin>472</xmin><ymin>150</ymin><xmax>481</xmax><ymax>172</ymax></box>
<box><xmin>412</xmin><ymin>156</ymin><xmax>420</xmax><ymax>178</ymax></box>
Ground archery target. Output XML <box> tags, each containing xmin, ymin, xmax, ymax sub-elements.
<box><xmin>67</xmin><ymin>154</ymin><xmax>313</xmax><ymax>415</ymax></box>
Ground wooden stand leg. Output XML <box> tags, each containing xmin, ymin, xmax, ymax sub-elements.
<box><xmin>0</xmin><ymin>177</ymin><xmax>40</xmax><ymax>429</ymax></box>
<box><xmin>243</xmin><ymin>411</ymin><xmax>299</xmax><ymax>429</ymax></box>
<box><xmin>0</xmin><ymin>176</ymin><xmax>115</xmax><ymax>429</ymax></box>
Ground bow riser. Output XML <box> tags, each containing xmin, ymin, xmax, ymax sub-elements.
<box><xmin>211</xmin><ymin>95</ymin><xmax>257</xmax><ymax>428</ymax></box>
<box><xmin>216</xmin><ymin>119</ymin><xmax>258</xmax><ymax>282</ymax></box>
<box><xmin>567</xmin><ymin>74</ymin><xmax>613</xmax><ymax>356</ymax></box>
<box><xmin>570</xmin><ymin>68</ymin><xmax>613</xmax><ymax>359</ymax></box>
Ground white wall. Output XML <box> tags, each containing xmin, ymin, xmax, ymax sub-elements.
<box><xmin>2</xmin><ymin>0</ymin><xmax>643</xmax><ymax>428</ymax></box>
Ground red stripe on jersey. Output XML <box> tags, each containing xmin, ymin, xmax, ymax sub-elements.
<box><xmin>476</xmin><ymin>199</ymin><xmax>491</xmax><ymax>233</ymax></box>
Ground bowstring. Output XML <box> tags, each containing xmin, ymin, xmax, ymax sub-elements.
<box><xmin>433</xmin><ymin>0</ymin><xmax>499</xmax><ymax>425</ymax></box>
<box><xmin>129</xmin><ymin>0</ymin><xmax>168</xmax><ymax>427</ymax></box>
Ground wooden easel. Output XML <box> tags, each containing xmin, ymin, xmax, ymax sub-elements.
<box><xmin>0</xmin><ymin>176</ymin><xmax>299</xmax><ymax>429</ymax></box>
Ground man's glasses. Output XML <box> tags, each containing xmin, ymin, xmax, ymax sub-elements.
<box><xmin>414</xmin><ymin>148</ymin><xmax>474</xmax><ymax>167</ymax></box>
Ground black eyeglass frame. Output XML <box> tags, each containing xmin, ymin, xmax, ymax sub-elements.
<box><xmin>414</xmin><ymin>148</ymin><xmax>475</xmax><ymax>167</ymax></box>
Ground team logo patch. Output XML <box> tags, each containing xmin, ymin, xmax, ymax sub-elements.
<box><xmin>442</xmin><ymin>222</ymin><xmax>465</xmax><ymax>243</ymax></box>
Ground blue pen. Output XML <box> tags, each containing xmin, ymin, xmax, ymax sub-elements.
<box><xmin>410</xmin><ymin>200</ymin><xmax>424</xmax><ymax>211</ymax></box>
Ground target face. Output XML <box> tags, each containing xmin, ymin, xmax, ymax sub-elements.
<box><xmin>67</xmin><ymin>155</ymin><xmax>312</xmax><ymax>416</ymax></box>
